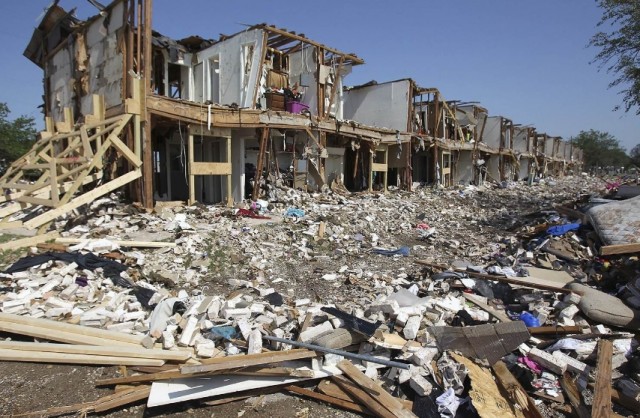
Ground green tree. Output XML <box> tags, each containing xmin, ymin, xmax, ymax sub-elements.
<box><xmin>630</xmin><ymin>143</ymin><xmax>640</xmax><ymax>167</ymax></box>
<box><xmin>0</xmin><ymin>103</ymin><xmax>37</xmax><ymax>175</ymax></box>
<box><xmin>571</xmin><ymin>129</ymin><xmax>630</xmax><ymax>170</ymax></box>
<box><xmin>590</xmin><ymin>0</ymin><xmax>640</xmax><ymax>114</ymax></box>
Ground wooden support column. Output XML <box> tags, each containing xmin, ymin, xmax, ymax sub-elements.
<box><xmin>226</xmin><ymin>134</ymin><xmax>232</xmax><ymax>207</ymax></box>
<box><xmin>252</xmin><ymin>128</ymin><xmax>269</xmax><ymax>200</ymax></box>
<box><xmin>368</xmin><ymin>145</ymin><xmax>373</xmax><ymax>192</ymax></box>
<box><xmin>316</xmin><ymin>47</ymin><xmax>324</xmax><ymax>117</ymax></box>
<box><xmin>141</xmin><ymin>0</ymin><xmax>153</xmax><ymax>208</ymax></box>
<box><xmin>188</xmin><ymin>133</ymin><xmax>195</xmax><ymax>204</ymax></box>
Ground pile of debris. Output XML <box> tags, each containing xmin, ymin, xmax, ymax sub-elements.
<box><xmin>1</xmin><ymin>175</ymin><xmax>640</xmax><ymax>417</ymax></box>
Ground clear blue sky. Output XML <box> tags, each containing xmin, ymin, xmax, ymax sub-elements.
<box><xmin>1</xmin><ymin>1</ymin><xmax>638</xmax><ymax>150</ymax></box>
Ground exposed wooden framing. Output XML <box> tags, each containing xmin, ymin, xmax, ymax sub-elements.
<box><xmin>252</xmin><ymin>31</ymin><xmax>269</xmax><ymax>107</ymax></box>
<box><xmin>253</xmin><ymin>127</ymin><xmax>269</xmax><ymax>200</ymax></box>
<box><xmin>323</xmin><ymin>56</ymin><xmax>344</xmax><ymax>120</ymax></box>
<box><xmin>592</xmin><ymin>339</ymin><xmax>613</xmax><ymax>417</ymax></box>
<box><xmin>188</xmin><ymin>133</ymin><xmax>195</xmax><ymax>204</ymax></box>
<box><xmin>24</xmin><ymin>169</ymin><xmax>142</xmax><ymax>229</ymax></box>
<box><xmin>260</xmin><ymin>26</ymin><xmax>364</xmax><ymax>65</ymax></box>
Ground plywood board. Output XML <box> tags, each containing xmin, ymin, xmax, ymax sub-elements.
<box><xmin>147</xmin><ymin>365</ymin><xmax>341</xmax><ymax>407</ymax></box>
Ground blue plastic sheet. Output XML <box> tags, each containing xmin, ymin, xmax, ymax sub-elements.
<box><xmin>284</xmin><ymin>208</ymin><xmax>305</xmax><ymax>218</ymax></box>
<box><xmin>372</xmin><ymin>246</ymin><xmax>410</xmax><ymax>256</ymax></box>
<box><xmin>547</xmin><ymin>223</ymin><xmax>580</xmax><ymax>236</ymax></box>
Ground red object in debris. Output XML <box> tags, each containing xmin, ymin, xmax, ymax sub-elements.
<box><xmin>236</xmin><ymin>208</ymin><xmax>271</xmax><ymax>219</ymax></box>
<box><xmin>416</xmin><ymin>223</ymin><xmax>430</xmax><ymax>230</ymax></box>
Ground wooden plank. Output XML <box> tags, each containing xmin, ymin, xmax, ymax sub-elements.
<box><xmin>0</xmin><ymin>312</ymin><xmax>145</xmax><ymax>345</ymax></box>
<box><xmin>415</xmin><ymin>260</ymin><xmax>574</xmax><ymax>294</ymax></box>
<box><xmin>285</xmin><ymin>384</ymin><xmax>371</xmax><ymax>415</ymax></box>
<box><xmin>189</xmin><ymin>162</ymin><xmax>232</xmax><ymax>176</ymax></box>
<box><xmin>528</xmin><ymin>326</ymin><xmax>581</xmax><ymax>335</ymax></box>
<box><xmin>0</xmin><ymin>341</ymin><xmax>190</xmax><ymax>362</ymax></box>
<box><xmin>592</xmin><ymin>339</ymin><xmax>613</xmax><ymax>417</ymax></box>
<box><xmin>93</xmin><ymin>386</ymin><xmax>151</xmax><ymax>413</ymax></box>
<box><xmin>24</xmin><ymin>169</ymin><xmax>142</xmax><ymax>229</ymax></box>
<box><xmin>462</xmin><ymin>293</ymin><xmax>512</xmax><ymax>323</ymax></box>
<box><xmin>0</xmin><ymin>221</ymin><xmax>24</xmax><ymax>230</ymax></box>
<box><xmin>0</xmin><ymin>348</ymin><xmax>164</xmax><ymax>366</ymax></box>
<box><xmin>317</xmin><ymin>379</ymin><xmax>357</xmax><ymax>402</ymax></box>
<box><xmin>55</xmin><ymin>238</ymin><xmax>176</xmax><ymax>248</ymax></box>
<box><xmin>96</xmin><ymin>369</ymin><xmax>183</xmax><ymax>386</ymax></box>
<box><xmin>492</xmin><ymin>361</ymin><xmax>544</xmax><ymax>418</ymax></box>
<box><xmin>559</xmin><ymin>372</ymin><xmax>590</xmax><ymax>418</ymax></box>
<box><xmin>188</xmin><ymin>133</ymin><xmax>195</xmax><ymax>204</ymax></box>
<box><xmin>0</xmin><ymin>322</ymin><xmax>139</xmax><ymax>347</ymax></box>
<box><xmin>336</xmin><ymin>360</ymin><xmax>417</xmax><ymax>418</ymax></box>
<box><xmin>109</xmin><ymin>132</ymin><xmax>143</xmax><ymax>167</ymax></box>
<box><xmin>181</xmin><ymin>349</ymin><xmax>318</xmax><ymax>374</ymax></box>
<box><xmin>0</xmin><ymin>231</ymin><xmax>59</xmax><ymax>252</ymax></box>
<box><xmin>601</xmin><ymin>243</ymin><xmax>640</xmax><ymax>256</ymax></box>
<box><xmin>332</xmin><ymin>375</ymin><xmax>396</xmax><ymax>418</ymax></box>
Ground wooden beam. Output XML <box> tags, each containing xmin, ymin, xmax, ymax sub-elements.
<box><xmin>0</xmin><ymin>348</ymin><xmax>164</xmax><ymax>367</ymax></box>
<box><xmin>188</xmin><ymin>133</ymin><xmax>195</xmax><ymax>204</ymax></box>
<box><xmin>180</xmin><ymin>349</ymin><xmax>318</xmax><ymax>374</ymax></box>
<box><xmin>189</xmin><ymin>162</ymin><xmax>232</xmax><ymax>176</ymax></box>
<box><xmin>332</xmin><ymin>375</ymin><xmax>396</xmax><ymax>418</ymax></box>
<box><xmin>284</xmin><ymin>385</ymin><xmax>371</xmax><ymax>415</ymax></box>
<box><xmin>23</xmin><ymin>169</ymin><xmax>142</xmax><ymax>229</ymax></box>
<box><xmin>560</xmin><ymin>372</ymin><xmax>590</xmax><ymax>418</ymax></box>
<box><xmin>253</xmin><ymin>128</ymin><xmax>269</xmax><ymax>200</ymax></box>
<box><xmin>492</xmin><ymin>361</ymin><xmax>544</xmax><ymax>418</ymax></box>
<box><xmin>462</xmin><ymin>293</ymin><xmax>511</xmax><ymax>323</ymax></box>
<box><xmin>600</xmin><ymin>243</ymin><xmax>640</xmax><ymax>256</ymax></box>
<box><xmin>55</xmin><ymin>237</ymin><xmax>175</xmax><ymax>248</ymax></box>
<box><xmin>0</xmin><ymin>231</ymin><xmax>59</xmax><ymax>252</ymax></box>
<box><xmin>0</xmin><ymin>312</ymin><xmax>145</xmax><ymax>345</ymax></box>
<box><xmin>592</xmin><ymin>339</ymin><xmax>613</xmax><ymax>418</ymax></box>
<box><xmin>336</xmin><ymin>360</ymin><xmax>417</xmax><ymax>418</ymax></box>
<box><xmin>0</xmin><ymin>322</ymin><xmax>140</xmax><ymax>347</ymax></box>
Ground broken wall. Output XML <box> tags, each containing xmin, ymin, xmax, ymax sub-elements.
<box><xmin>513</xmin><ymin>128</ymin><xmax>529</xmax><ymax>153</ymax></box>
<box><xmin>342</xmin><ymin>80</ymin><xmax>410</xmax><ymax>131</ymax></box>
<box><xmin>47</xmin><ymin>1</ymin><xmax>126</xmax><ymax>122</ymax></box>
<box><xmin>483</xmin><ymin>116</ymin><xmax>502</xmax><ymax>149</ymax></box>
<box><xmin>288</xmin><ymin>46</ymin><xmax>319</xmax><ymax>115</ymax></box>
<box><xmin>196</xmin><ymin>29</ymin><xmax>265</xmax><ymax>108</ymax></box>
<box><xmin>455</xmin><ymin>151</ymin><xmax>475</xmax><ymax>185</ymax></box>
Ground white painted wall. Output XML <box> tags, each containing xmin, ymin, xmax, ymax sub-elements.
<box><xmin>47</xmin><ymin>48</ymin><xmax>73</xmax><ymax>122</ymax></box>
<box><xmin>483</xmin><ymin>116</ymin><xmax>502</xmax><ymax>149</ymax></box>
<box><xmin>342</xmin><ymin>80</ymin><xmax>410</xmax><ymax>131</ymax></box>
<box><xmin>289</xmin><ymin>45</ymin><xmax>319</xmax><ymax>115</ymax></box>
<box><xmin>545</xmin><ymin>138</ymin><xmax>555</xmax><ymax>157</ymax></box>
<box><xmin>513</xmin><ymin>128</ymin><xmax>529</xmax><ymax>153</ymax></box>
<box><xmin>196</xmin><ymin>29</ymin><xmax>265</xmax><ymax>108</ymax></box>
<box><xmin>455</xmin><ymin>151</ymin><xmax>475</xmax><ymax>185</ymax></box>
<box><xmin>231</xmin><ymin>129</ymin><xmax>250</xmax><ymax>202</ymax></box>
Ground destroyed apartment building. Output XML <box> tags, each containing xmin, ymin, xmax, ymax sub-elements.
<box><xmin>6</xmin><ymin>1</ymin><xmax>640</xmax><ymax>418</ymax></box>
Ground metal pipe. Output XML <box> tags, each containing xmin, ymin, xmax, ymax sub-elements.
<box><xmin>262</xmin><ymin>335</ymin><xmax>410</xmax><ymax>370</ymax></box>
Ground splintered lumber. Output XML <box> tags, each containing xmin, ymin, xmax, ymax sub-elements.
<box><xmin>332</xmin><ymin>375</ymin><xmax>395</xmax><ymax>418</ymax></box>
<box><xmin>96</xmin><ymin>369</ymin><xmax>182</xmax><ymax>386</ymax></box>
<box><xmin>0</xmin><ymin>341</ymin><xmax>190</xmax><ymax>362</ymax></box>
<box><xmin>336</xmin><ymin>360</ymin><xmax>417</xmax><ymax>418</ymax></box>
<box><xmin>592</xmin><ymin>339</ymin><xmax>613</xmax><ymax>418</ymax></box>
<box><xmin>528</xmin><ymin>326</ymin><xmax>581</xmax><ymax>335</ymax></box>
<box><xmin>180</xmin><ymin>348</ymin><xmax>318</xmax><ymax>374</ymax></box>
<box><xmin>284</xmin><ymin>384</ymin><xmax>371</xmax><ymax>415</ymax></box>
<box><xmin>0</xmin><ymin>348</ymin><xmax>164</xmax><ymax>367</ymax></box>
<box><xmin>0</xmin><ymin>231</ymin><xmax>59</xmax><ymax>251</ymax></box>
<box><xmin>415</xmin><ymin>260</ymin><xmax>574</xmax><ymax>294</ymax></box>
<box><xmin>92</xmin><ymin>386</ymin><xmax>151</xmax><ymax>413</ymax></box>
<box><xmin>462</xmin><ymin>293</ymin><xmax>512</xmax><ymax>323</ymax></box>
<box><xmin>600</xmin><ymin>243</ymin><xmax>640</xmax><ymax>256</ymax></box>
<box><xmin>492</xmin><ymin>361</ymin><xmax>544</xmax><ymax>418</ymax></box>
<box><xmin>55</xmin><ymin>237</ymin><xmax>177</xmax><ymax>248</ymax></box>
<box><xmin>560</xmin><ymin>372</ymin><xmax>590</xmax><ymax>418</ymax></box>
<box><xmin>0</xmin><ymin>312</ymin><xmax>145</xmax><ymax>345</ymax></box>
